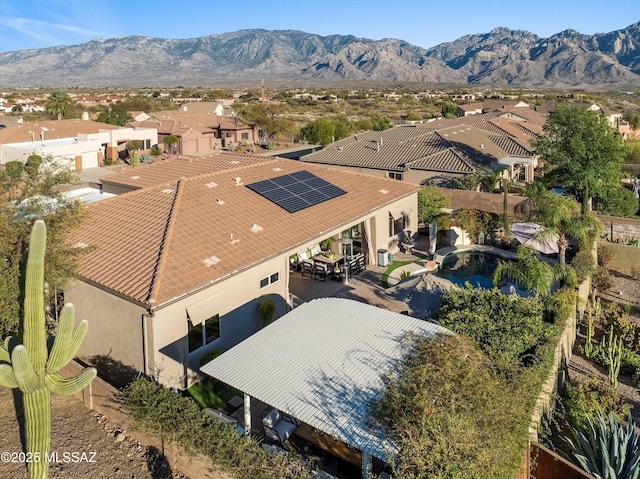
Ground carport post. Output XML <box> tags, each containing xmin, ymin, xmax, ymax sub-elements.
<box><xmin>362</xmin><ymin>447</ymin><xmax>372</xmax><ymax>478</ymax></box>
<box><xmin>244</xmin><ymin>393</ymin><xmax>251</xmax><ymax>436</ymax></box>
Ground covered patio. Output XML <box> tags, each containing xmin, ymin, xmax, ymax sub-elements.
<box><xmin>201</xmin><ymin>297</ymin><xmax>451</xmax><ymax>478</ymax></box>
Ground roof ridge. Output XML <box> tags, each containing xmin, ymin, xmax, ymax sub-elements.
<box><xmin>147</xmin><ymin>178</ymin><xmax>185</xmax><ymax>306</ymax></box>
<box><xmin>178</xmin><ymin>157</ymin><xmax>281</xmax><ymax>183</ymax></box>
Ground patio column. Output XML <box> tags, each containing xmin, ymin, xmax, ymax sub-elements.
<box><xmin>244</xmin><ymin>393</ymin><xmax>251</xmax><ymax>436</ymax></box>
<box><xmin>362</xmin><ymin>447</ymin><xmax>372</xmax><ymax>478</ymax></box>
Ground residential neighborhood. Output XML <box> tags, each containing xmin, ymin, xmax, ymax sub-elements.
<box><xmin>1</xmin><ymin>6</ymin><xmax>640</xmax><ymax>479</ymax></box>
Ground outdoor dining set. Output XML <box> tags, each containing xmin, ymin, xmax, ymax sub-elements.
<box><xmin>292</xmin><ymin>244</ymin><xmax>366</xmax><ymax>282</ymax></box>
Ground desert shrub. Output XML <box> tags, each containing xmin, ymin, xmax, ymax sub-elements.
<box><xmin>601</xmin><ymin>303</ymin><xmax>640</xmax><ymax>353</ymax></box>
<box><xmin>150</xmin><ymin>146</ymin><xmax>162</xmax><ymax>156</ymax></box>
<box><xmin>371</xmin><ymin>334</ymin><xmax>530</xmax><ymax>479</ymax></box>
<box><xmin>122</xmin><ymin>376</ymin><xmax>314</xmax><ymax>479</ymax></box>
<box><xmin>591</xmin><ymin>340</ymin><xmax>640</xmax><ymax>376</ymax></box>
<box><xmin>592</xmin><ymin>266</ymin><xmax>613</xmax><ymax>292</ymax></box>
<box><xmin>597</xmin><ymin>244</ymin><xmax>614</xmax><ymax>268</ymax></box>
<box><xmin>564</xmin><ymin>380</ymin><xmax>631</xmax><ymax>431</ymax></box>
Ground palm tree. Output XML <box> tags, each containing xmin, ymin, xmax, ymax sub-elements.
<box><xmin>493</xmin><ymin>245</ymin><xmax>577</xmax><ymax>298</ymax></box>
<box><xmin>526</xmin><ymin>191</ymin><xmax>602</xmax><ymax>264</ymax></box>
<box><xmin>46</xmin><ymin>92</ymin><xmax>73</xmax><ymax>120</ymax></box>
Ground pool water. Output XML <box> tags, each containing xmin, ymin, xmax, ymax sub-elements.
<box><xmin>435</xmin><ymin>251</ymin><xmax>511</xmax><ymax>289</ymax></box>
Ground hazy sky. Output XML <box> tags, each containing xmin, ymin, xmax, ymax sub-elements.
<box><xmin>0</xmin><ymin>0</ymin><xmax>637</xmax><ymax>53</ymax></box>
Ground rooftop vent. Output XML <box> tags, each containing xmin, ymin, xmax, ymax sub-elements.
<box><xmin>205</xmin><ymin>182</ymin><xmax>218</xmax><ymax>189</ymax></box>
<box><xmin>230</xmin><ymin>160</ymin><xmax>240</xmax><ymax>165</ymax></box>
<box><xmin>273</xmin><ymin>167</ymin><xmax>282</xmax><ymax>172</ymax></box>
<box><xmin>203</xmin><ymin>255</ymin><xmax>221</xmax><ymax>267</ymax></box>
<box><xmin>161</xmin><ymin>188</ymin><xmax>174</xmax><ymax>194</ymax></box>
<box><xmin>250</xmin><ymin>224</ymin><xmax>263</xmax><ymax>233</ymax></box>
<box><xmin>73</xmin><ymin>242</ymin><xmax>88</xmax><ymax>249</ymax></box>
<box><xmin>130</xmin><ymin>175</ymin><xmax>140</xmax><ymax>180</ymax></box>
<box><xmin>216</xmin><ymin>198</ymin><xmax>225</xmax><ymax>205</ymax></box>
<box><xmin>233</xmin><ymin>177</ymin><xmax>242</xmax><ymax>185</ymax></box>
<box><xmin>379</xmin><ymin>189</ymin><xmax>389</xmax><ymax>194</ymax></box>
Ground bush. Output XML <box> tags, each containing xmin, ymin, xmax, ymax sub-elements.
<box><xmin>592</xmin><ymin>266</ymin><xmax>613</xmax><ymax>292</ymax></box>
<box><xmin>150</xmin><ymin>146</ymin><xmax>162</xmax><ymax>156</ymax></box>
<box><xmin>438</xmin><ymin>285</ymin><xmax>554</xmax><ymax>372</ymax></box>
<box><xmin>597</xmin><ymin>244</ymin><xmax>614</xmax><ymax>268</ymax></box>
<box><xmin>564</xmin><ymin>380</ymin><xmax>631</xmax><ymax>431</ymax></box>
<box><xmin>591</xmin><ymin>340</ymin><xmax>640</xmax><ymax>376</ymax></box>
<box><xmin>570</xmin><ymin>249</ymin><xmax>597</xmax><ymax>281</ymax></box>
<box><xmin>371</xmin><ymin>334</ymin><xmax>530</xmax><ymax>479</ymax></box>
<box><xmin>122</xmin><ymin>376</ymin><xmax>314</xmax><ymax>479</ymax></box>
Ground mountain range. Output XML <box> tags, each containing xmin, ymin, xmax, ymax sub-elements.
<box><xmin>0</xmin><ymin>22</ymin><xmax>639</xmax><ymax>88</ymax></box>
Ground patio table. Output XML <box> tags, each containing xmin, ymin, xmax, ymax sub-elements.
<box><xmin>313</xmin><ymin>253</ymin><xmax>344</xmax><ymax>267</ymax></box>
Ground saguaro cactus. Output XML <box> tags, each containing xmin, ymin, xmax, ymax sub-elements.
<box><xmin>606</xmin><ymin>330</ymin><xmax>622</xmax><ymax>390</ymax></box>
<box><xmin>0</xmin><ymin>220</ymin><xmax>96</xmax><ymax>479</ymax></box>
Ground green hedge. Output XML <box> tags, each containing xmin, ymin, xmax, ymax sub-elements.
<box><xmin>122</xmin><ymin>376</ymin><xmax>314</xmax><ymax>479</ymax></box>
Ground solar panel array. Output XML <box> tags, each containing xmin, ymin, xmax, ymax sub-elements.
<box><xmin>246</xmin><ymin>170</ymin><xmax>347</xmax><ymax>213</ymax></box>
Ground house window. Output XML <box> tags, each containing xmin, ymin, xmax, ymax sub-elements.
<box><xmin>241</xmin><ymin>132</ymin><xmax>249</xmax><ymax>141</ymax></box>
<box><xmin>260</xmin><ymin>272</ymin><xmax>279</xmax><ymax>289</ymax></box>
<box><xmin>188</xmin><ymin>314</ymin><xmax>220</xmax><ymax>353</ymax></box>
<box><xmin>389</xmin><ymin>214</ymin><xmax>404</xmax><ymax>237</ymax></box>
<box><xmin>387</xmin><ymin>171</ymin><xmax>403</xmax><ymax>180</ymax></box>
<box><xmin>144</xmin><ymin>139</ymin><xmax>151</xmax><ymax>149</ymax></box>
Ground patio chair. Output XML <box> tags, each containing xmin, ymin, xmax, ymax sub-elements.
<box><xmin>356</xmin><ymin>253</ymin><xmax>366</xmax><ymax>272</ymax></box>
<box><xmin>313</xmin><ymin>263</ymin><xmax>331</xmax><ymax>282</ymax></box>
<box><xmin>301</xmin><ymin>259</ymin><xmax>314</xmax><ymax>278</ymax></box>
<box><xmin>262</xmin><ymin>408</ymin><xmax>300</xmax><ymax>445</ymax></box>
<box><xmin>348</xmin><ymin>257</ymin><xmax>360</xmax><ymax>276</ymax></box>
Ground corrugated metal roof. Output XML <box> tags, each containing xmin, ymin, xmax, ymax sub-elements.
<box><xmin>201</xmin><ymin>297</ymin><xmax>451</xmax><ymax>462</ymax></box>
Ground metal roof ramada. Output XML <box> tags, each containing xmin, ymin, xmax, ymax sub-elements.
<box><xmin>201</xmin><ymin>297</ymin><xmax>452</xmax><ymax>462</ymax></box>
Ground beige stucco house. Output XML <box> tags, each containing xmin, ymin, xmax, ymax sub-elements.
<box><xmin>0</xmin><ymin>119</ymin><xmax>157</xmax><ymax>170</ymax></box>
<box><xmin>300</xmin><ymin>110</ymin><xmax>543</xmax><ymax>186</ymax></box>
<box><xmin>66</xmin><ymin>153</ymin><xmax>419</xmax><ymax>390</ymax></box>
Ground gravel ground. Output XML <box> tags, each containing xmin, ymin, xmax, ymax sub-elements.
<box><xmin>0</xmin><ymin>387</ymin><xmax>185</xmax><ymax>479</ymax></box>
<box><xmin>568</xmin><ymin>271</ymin><xmax>640</xmax><ymax>426</ymax></box>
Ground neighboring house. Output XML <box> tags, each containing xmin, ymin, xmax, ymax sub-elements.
<box><xmin>300</xmin><ymin>111</ymin><xmax>542</xmax><ymax>186</ymax></box>
<box><xmin>66</xmin><ymin>153</ymin><xmax>419</xmax><ymax>389</ymax></box>
<box><xmin>130</xmin><ymin>110</ymin><xmax>257</xmax><ymax>155</ymax></box>
<box><xmin>456</xmin><ymin>103</ymin><xmax>484</xmax><ymax>117</ymax></box>
<box><xmin>0</xmin><ymin>119</ymin><xmax>158</xmax><ymax>170</ymax></box>
<box><xmin>533</xmin><ymin>101</ymin><xmax>623</xmax><ymax>127</ymax></box>
<box><xmin>178</xmin><ymin>101</ymin><xmax>232</xmax><ymax>116</ymax></box>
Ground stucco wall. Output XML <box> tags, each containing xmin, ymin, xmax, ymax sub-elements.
<box><xmin>151</xmin><ymin>254</ymin><xmax>289</xmax><ymax>389</ymax></box>
<box><xmin>66</xmin><ymin>280</ymin><xmax>148</xmax><ymax>387</ymax></box>
<box><xmin>603</xmin><ymin>241</ymin><xmax>640</xmax><ymax>275</ymax></box>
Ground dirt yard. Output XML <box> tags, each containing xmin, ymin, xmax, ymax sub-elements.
<box><xmin>0</xmin><ymin>387</ymin><xmax>185</xmax><ymax>479</ymax></box>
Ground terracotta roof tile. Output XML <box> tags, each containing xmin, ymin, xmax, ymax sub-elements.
<box><xmin>0</xmin><ymin>119</ymin><xmax>119</xmax><ymax>144</ymax></box>
<box><xmin>71</xmin><ymin>158</ymin><xmax>418</xmax><ymax>307</ymax></box>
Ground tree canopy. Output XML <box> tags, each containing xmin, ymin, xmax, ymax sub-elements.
<box><xmin>46</xmin><ymin>92</ymin><xmax>73</xmax><ymax>120</ymax></box>
<box><xmin>531</xmin><ymin>105</ymin><xmax>626</xmax><ymax>213</ymax></box>
<box><xmin>0</xmin><ymin>156</ymin><xmax>87</xmax><ymax>337</ymax></box>
<box><xmin>96</xmin><ymin>104</ymin><xmax>133</xmax><ymax>126</ymax></box>
<box><xmin>417</xmin><ymin>185</ymin><xmax>450</xmax><ymax>226</ymax></box>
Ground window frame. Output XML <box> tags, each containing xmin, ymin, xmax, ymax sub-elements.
<box><xmin>187</xmin><ymin>314</ymin><xmax>220</xmax><ymax>353</ymax></box>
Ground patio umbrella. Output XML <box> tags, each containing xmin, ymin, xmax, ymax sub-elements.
<box><xmin>385</xmin><ymin>273</ymin><xmax>456</xmax><ymax>319</ymax></box>
<box><xmin>511</xmin><ymin>222</ymin><xmax>559</xmax><ymax>255</ymax></box>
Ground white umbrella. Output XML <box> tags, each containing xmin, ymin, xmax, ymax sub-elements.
<box><xmin>511</xmin><ymin>222</ymin><xmax>559</xmax><ymax>255</ymax></box>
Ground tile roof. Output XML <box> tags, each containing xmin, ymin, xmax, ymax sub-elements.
<box><xmin>301</xmin><ymin>112</ymin><xmax>535</xmax><ymax>174</ymax></box>
<box><xmin>0</xmin><ymin>119</ymin><xmax>119</xmax><ymax>144</ymax></box>
<box><xmin>100</xmin><ymin>152</ymin><xmax>272</xmax><ymax>190</ymax></box>
<box><xmin>71</xmin><ymin>157</ymin><xmax>419</xmax><ymax>307</ymax></box>
<box><xmin>131</xmin><ymin>111</ymin><xmax>252</xmax><ymax>134</ymax></box>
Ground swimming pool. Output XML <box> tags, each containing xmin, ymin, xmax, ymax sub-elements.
<box><xmin>434</xmin><ymin>251</ymin><xmax>512</xmax><ymax>289</ymax></box>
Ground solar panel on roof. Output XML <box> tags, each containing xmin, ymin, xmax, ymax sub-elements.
<box><xmin>247</xmin><ymin>170</ymin><xmax>347</xmax><ymax>213</ymax></box>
